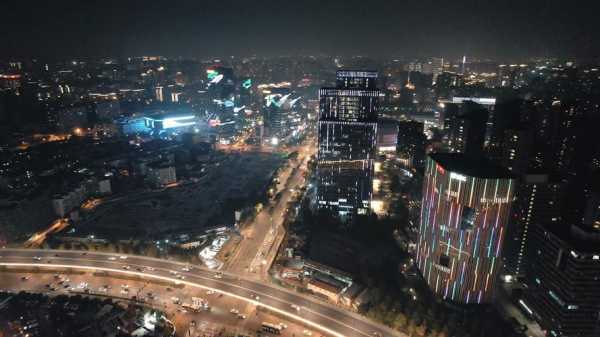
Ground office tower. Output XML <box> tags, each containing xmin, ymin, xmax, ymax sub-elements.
<box><xmin>377</xmin><ymin>118</ymin><xmax>399</xmax><ymax>153</ymax></box>
<box><xmin>501</xmin><ymin>127</ymin><xmax>533</xmax><ymax>174</ymax></box>
<box><xmin>155</xmin><ymin>86</ymin><xmax>164</xmax><ymax>102</ymax></box>
<box><xmin>502</xmin><ymin>173</ymin><xmax>563</xmax><ymax>280</ymax></box>
<box><xmin>397</xmin><ymin>120</ymin><xmax>426</xmax><ymax>168</ymax></box>
<box><xmin>317</xmin><ymin>70</ymin><xmax>379</xmax><ymax>220</ymax></box>
<box><xmin>523</xmin><ymin>222</ymin><xmax>600</xmax><ymax>337</ymax></box>
<box><xmin>416</xmin><ymin>153</ymin><xmax>516</xmax><ymax>303</ymax></box>
<box><xmin>441</xmin><ymin>96</ymin><xmax>497</xmax><ymax>148</ymax></box>
<box><xmin>264</xmin><ymin>87</ymin><xmax>291</xmax><ymax>139</ymax></box>
<box><xmin>443</xmin><ymin>101</ymin><xmax>488</xmax><ymax>157</ymax></box>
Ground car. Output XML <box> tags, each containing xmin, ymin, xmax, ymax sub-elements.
<box><xmin>181</xmin><ymin>267</ymin><xmax>191</xmax><ymax>272</ymax></box>
<box><xmin>120</xmin><ymin>289</ymin><xmax>129</xmax><ymax>295</ymax></box>
<box><xmin>119</xmin><ymin>256</ymin><xmax>127</xmax><ymax>260</ymax></box>
<box><xmin>214</xmin><ymin>272</ymin><xmax>223</xmax><ymax>279</ymax></box>
<box><xmin>169</xmin><ymin>270</ymin><xmax>178</xmax><ymax>275</ymax></box>
<box><xmin>177</xmin><ymin>274</ymin><xmax>185</xmax><ymax>280</ymax></box>
<box><xmin>171</xmin><ymin>297</ymin><xmax>181</xmax><ymax>304</ymax></box>
<box><xmin>254</xmin><ymin>295</ymin><xmax>260</xmax><ymax>301</ymax></box>
<box><xmin>32</xmin><ymin>256</ymin><xmax>41</xmax><ymax>261</ymax></box>
<box><xmin>206</xmin><ymin>290</ymin><xmax>215</xmax><ymax>295</ymax></box>
<box><xmin>230</xmin><ymin>309</ymin><xmax>239</xmax><ymax>315</ymax></box>
<box><xmin>63</xmin><ymin>284</ymin><xmax>69</xmax><ymax>289</ymax></box>
<box><xmin>291</xmin><ymin>304</ymin><xmax>300</xmax><ymax>311</ymax></box>
<box><xmin>237</xmin><ymin>314</ymin><xmax>247</xmax><ymax>319</ymax></box>
<box><xmin>107</xmin><ymin>257</ymin><xmax>116</xmax><ymax>261</ymax></box>
<box><xmin>145</xmin><ymin>267</ymin><xmax>155</xmax><ymax>271</ymax></box>
<box><xmin>279</xmin><ymin>323</ymin><xmax>288</xmax><ymax>329</ymax></box>
<box><xmin>122</xmin><ymin>265</ymin><xmax>131</xmax><ymax>270</ymax></box>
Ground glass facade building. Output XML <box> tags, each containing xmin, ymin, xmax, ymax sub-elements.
<box><xmin>417</xmin><ymin>153</ymin><xmax>516</xmax><ymax>303</ymax></box>
<box><xmin>317</xmin><ymin>70</ymin><xmax>379</xmax><ymax>219</ymax></box>
<box><xmin>523</xmin><ymin>223</ymin><xmax>600</xmax><ymax>337</ymax></box>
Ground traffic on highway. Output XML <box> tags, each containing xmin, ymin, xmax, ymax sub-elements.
<box><xmin>0</xmin><ymin>248</ymin><xmax>405</xmax><ymax>337</ymax></box>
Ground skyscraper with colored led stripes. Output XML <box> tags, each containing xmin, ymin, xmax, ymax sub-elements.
<box><xmin>416</xmin><ymin>153</ymin><xmax>516</xmax><ymax>303</ymax></box>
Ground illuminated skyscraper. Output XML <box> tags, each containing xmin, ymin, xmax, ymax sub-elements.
<box><xmin>155</xmin><ymin>86</ymin><xmax>164</xmax><ymax>102</ymax></box>
<box><xmin>416</xmin><ymin>153</ymin><xmax>516</xmax><ymax>303</ymax></box>
<box><xmin>317</xmin><ymin>70</ymin><xmax>379</xmax><ymax>219</ymax></box>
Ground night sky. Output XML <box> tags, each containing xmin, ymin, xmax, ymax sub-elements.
<box><xmin>2</xmin><ymin>0</ymin><xmax>598</xmax><ymax>59</ymax></box>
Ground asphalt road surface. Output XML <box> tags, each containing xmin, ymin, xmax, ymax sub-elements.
<box><xmin>0</xmin><ymin>248</ymin><xmax>406</xmax><ymax>337</ymax></box>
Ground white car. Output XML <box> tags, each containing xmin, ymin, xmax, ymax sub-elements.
<box><xmin>177</xmin><ymin>274</ymin><xmax>185</xmax><ymax>280</ymax></box>
<box><xmin>122</xmin><ymin>265</ymin><xmax>131</xmax><ymax>270</ymax></box>
<box><xmin>181</xmin><ymin>267</ymin><xmax>190</xmax><ymax>272</ymax></box>
<box><xmin>119</xmin><ymin>256</ymin><xmax>127</xmax><ymax>260</ymax></box>
<box><xmin>230</xmin><ymin>309</ymin><xmax>239</xmax><ymax>315</ymax></box>
<box><xmin>206</xmin><ymin>290</ymin><xmax>215</xmax><ymax>295</ymax></box>
<box><xmin>32</xmin><ymin>256</ymin><xmax>42</xmax><ymax>261</ymax></box>
<box><xmin>291</xmin><ymin>304</ymin><xmax>300</xmax><ymax>311</ymax></box>
<box><xmin>145</xmin><ymin>267</ymin><xmax>155</xmax><ymax>271</ymax></box>
<box><xmin>107</xmin><ymin>257</ymin><xmax>116</xmax><ymax>261</ymax></box>
<box><xmin>279</xmin><ymin>323</ymin><xmax>288</xmax><ymax>329</ymax></box>
<box><xmin>214</xmin><ymin>273</ymin><xmax>222</xmax><ymax>279</ymax></box>
<box><xmin>169</xmin><ymin>270</ymin><xmax>178</xmax><ymax>275</ymax></box>
<box><xmin>237</xmin><ymin>314</ymin><xmax>247</xmax><ymax>319</ymax></box>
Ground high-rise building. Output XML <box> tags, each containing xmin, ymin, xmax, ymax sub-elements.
<box><xmin>443</xmin><ymin>101</ymin><xmax>488</xmax><ymax>157</ymax></box>
<box><xmin>502</xmin><ymin>173</ymin><xmax>563</xmax><ymax>280</ymax></box>
<box><xmin>316</xmin><ymin>70</ymin><xmax>379</xmax><ymax>220</ymax></box>
<box><xmin>155</xmin><ymin>86</ymin><xmax>164</xmax><ymax>102</ymax></box>
<box><xmin>522</xmin><ymin>222</ymin><xmax>600</xmax><ymax>337</ymax></box>
<box><xmin>397</xmin><ymin>120</ymin><xmax>426</xmax><ymax>168</ymax></box>
<box><xmin>416</xmin><ymin>153</ymin><xmax>516</xmax><ymax>303</ymax></box>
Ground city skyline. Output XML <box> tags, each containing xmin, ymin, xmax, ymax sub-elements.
<box><xmin>2</xmin><ymin>2</ymin><xmax>600</xmax><ymax>336</ymax></box>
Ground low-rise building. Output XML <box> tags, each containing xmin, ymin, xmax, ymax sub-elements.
<box><xmin>147</xmin><ymin>163</ymin><xmax>176</xmax><ymax>187</ymax></box>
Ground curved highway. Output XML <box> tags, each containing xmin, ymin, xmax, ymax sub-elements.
<box><xmin>0</xmin><ymin>248</ymin><xmax>405</xmax><ymax>337</ymax></box>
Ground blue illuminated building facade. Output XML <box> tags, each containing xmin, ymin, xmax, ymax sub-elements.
<box><xmin>417</xmin><ymin>153</ymin><xmax>515</xmax><ymax>303</ymax></box>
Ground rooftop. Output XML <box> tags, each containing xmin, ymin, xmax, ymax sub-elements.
<box><xmin>543</xmin><ymin>222</ymin><xmax>600</xmax><ymax>254</ymax></box>
<box><xmin>429</xmin><ymin>152</ymin><xmax>514</xmax><ymax>179</ymax></box>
